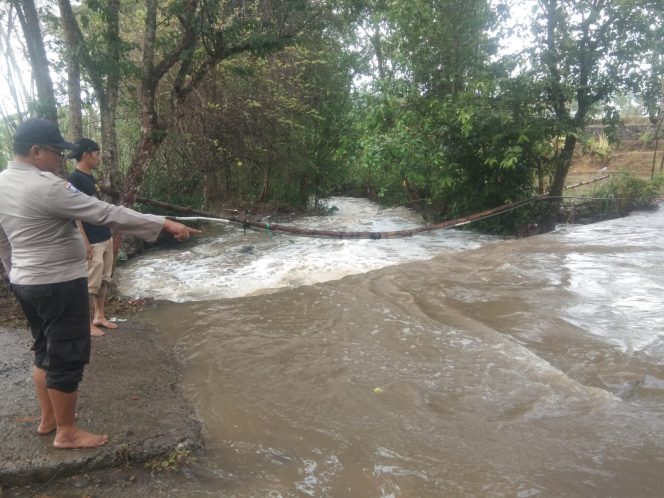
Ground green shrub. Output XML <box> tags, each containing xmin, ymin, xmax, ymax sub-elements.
<box><xmin>651</xmin><ymin>173</ymin><xmax>664</xmax><ymax>190</ymax></box>
<box><xmin>583</xmin><ymin>133</ymin><xmax>612</xmax><ymax>162</ymax></box>
<box><xmin>639</xmin><ymin>130</ymin><xmax>655</xmax><ymax>146</ymax></box>
<box><xmin>589</xmin><ymin>171</ymin><xmax>660</xmax><ymax>215</ymax></box>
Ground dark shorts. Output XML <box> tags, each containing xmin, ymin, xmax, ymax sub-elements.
<box><xmin>11</xmin><ymin>277</ymin><xmax>90</xmax><ymax>393</ymax></box>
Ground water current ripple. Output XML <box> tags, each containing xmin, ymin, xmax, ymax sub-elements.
<box><xmin>127</xmin><ymin>199</ymin><xmax>664</xmax><ymax>497</ymax></box>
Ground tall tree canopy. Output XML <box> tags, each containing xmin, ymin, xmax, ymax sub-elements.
<box><xmin>522</xmin><ymin>0</ymin><xmax>664</xmax><ymax>229</ymax></box>
<box><xmin>1</xmin><ymin>0</ymin><xmax>662</xmax><ymax>231</ymax></box>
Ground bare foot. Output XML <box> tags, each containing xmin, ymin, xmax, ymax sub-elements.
<box><xmin>40</xmin><ymin>412</ymin><xmax>78</xmax><ymax>428</ymax></box>
<box><xmin>37</xmin><ymin>417</ymin><xmax>56</xmax><ymax>435</ymax></box>
<box><xmin>54</xmin><ymin>428</ymin><xmax>109</xmax><ymax>449</ymax></box>
<box><xmin>93</xmin><ymin>318</ymin><xmax>118</xmax><ymax>330</ymax></box>
<box><xmin>91</xmin><ymin>324</ymin><xmax>106</xmax><ymax>337</ymax></box>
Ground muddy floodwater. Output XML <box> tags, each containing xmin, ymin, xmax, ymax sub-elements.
<box><xmin>116</xmin><ymin>198</ymin><xmax>664</xmax><ymax>497</ymax></box>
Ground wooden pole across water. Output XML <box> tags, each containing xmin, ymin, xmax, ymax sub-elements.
<box><xmin>103</xmin><ymin>174</ymin><xmax>613</xmax><ymax>240</ymax></box>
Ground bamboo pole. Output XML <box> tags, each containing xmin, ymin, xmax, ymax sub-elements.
<box><xmin>102</xmin><ymin>186</ymin><xmax>544</xmax><ymax>239</ymax></box>
<box><xmin>563</xmin><ymin>174</ymin><xmax>610</xmax><ymax>190</ymax></box>
<box><xmin>101</xmin><ymin>187</ymin><xmax>630</xmax><ymax>240</ymax></box>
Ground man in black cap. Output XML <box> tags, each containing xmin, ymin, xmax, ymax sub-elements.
<box><xmin>67</xmin><ymin>138</ymin><xmax>118</xmax><ymax>337</ymax></box>
<box><xmin>0</xmin><ymin>118</ymin><xmax>200</xmax><ymax>449</ymax></box>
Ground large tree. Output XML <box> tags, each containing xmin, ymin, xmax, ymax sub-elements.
<box><xmin>529</xmin><ymin>0</ymin><xmax>662</xmax><ymax>230</ymax></box>
<box><xmin>9</xmin><ymin>0</ymin><xmax>58</xmax><ymax>122</ymax></box>
<box><xmin>120</xmin><ymin>0</ymin><xmax>317</xmax><ymax>206</ymax></box>
<box><xmin>13</xmin><ymin>0</ymin><xmax>320</xmax><ymax>206</ymax></box>
<box><xmin>340</xmin><ymin>1</ymin><xmax>520</xmax><ymax>218</ymax></box>
<box><xmin>384</xmin><ymin>0</ymin><xmax>498</xmax><ymax>97</ymax></box>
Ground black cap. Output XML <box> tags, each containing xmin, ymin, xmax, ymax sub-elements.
<box><xmin>13</xmin><ymin>118</ymin><xmax>78</xmax><ymax>150</ymax></box>
<box><xmin>66</xmin><ymin>138</ymin><xmax>100</xmax><ymax>159</ymax></box>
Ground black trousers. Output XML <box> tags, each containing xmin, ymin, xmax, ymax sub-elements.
<box><xmin>11</xmin><ymin>277</ymin><xmax>90</xmax><ymax>393</ymax></box>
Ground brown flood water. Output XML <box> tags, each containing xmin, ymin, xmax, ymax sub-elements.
<box><xmin>133</xmin><ymin>209</ymin><xmax>664</xmax><ymax>497</ymax></box>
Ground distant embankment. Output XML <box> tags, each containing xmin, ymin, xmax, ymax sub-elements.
<box><xmin>587</xmin><ymin>121</ymin><xmax>656</xmax><ymax>142</ymax></box>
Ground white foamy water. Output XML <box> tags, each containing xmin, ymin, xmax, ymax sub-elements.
<box><xmin>558</xmin><ymin>213</ymin><xmax>664</xmax><ymax>355</ymax></box>
<box><xmin>116</xmin><ymin>197</ymin><xmax>499</xmax><ymax>301</ymax></box>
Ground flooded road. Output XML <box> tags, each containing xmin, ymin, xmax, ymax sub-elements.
<box><xmin>119</xmin><ymin>199</ymin><xmax>664</xmax><ymax>497</ymax></box>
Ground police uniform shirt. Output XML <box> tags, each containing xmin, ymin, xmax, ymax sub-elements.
<box><xmin>0</xmin><ymin>161</ymin><xmax>165</xmax><ymax>285</ymax></box>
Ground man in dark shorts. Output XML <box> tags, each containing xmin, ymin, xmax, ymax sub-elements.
<box><xmin>0</xmin><ymin>118</ymin><xmax>200</xmax><ymax>449</ymax></box>
<box><xmin>67</xmin><ymin>138</ymin><xmax>118</xmax><ymax>337</ymax></box>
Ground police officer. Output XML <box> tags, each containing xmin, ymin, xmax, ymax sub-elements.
<box><xmin>0</xmin><ymin>118</ymin><xmax>200</xmax><ymax>449</ymax></box>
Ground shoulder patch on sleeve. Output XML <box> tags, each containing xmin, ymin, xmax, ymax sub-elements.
<box><xmin>64</xmin><ymin>181</ymin><xmax>81</xmax><ymax>194</ymax></box>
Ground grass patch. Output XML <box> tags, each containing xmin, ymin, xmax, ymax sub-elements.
<box><xmin>145</xmin><ymin>448</ymin><xmax>195</xmax><ymax>472</ymax></box>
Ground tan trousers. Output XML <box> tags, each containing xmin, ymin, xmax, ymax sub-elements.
<box><xmin>87</xmin><ymin>238</ymin><xmax>114</xmax><ymax>295</ymax></box>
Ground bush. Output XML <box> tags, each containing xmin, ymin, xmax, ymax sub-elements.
<box><xmin>639</xmin><ymin>130</ymin><xmax>655</xmax><ymax>147</ymax></box>
<box><xmin>589</xmin><ymin>171</ymin><xmax>661</xmax><ymax>215</ymax></box>
<box><xmin>583</xmin><ymin>133</ymin><xmax>612</xmax><ymax>162</ymax></box>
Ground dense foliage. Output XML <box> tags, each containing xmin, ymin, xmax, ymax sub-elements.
<box><xmin>1</xmin><ymin>0</ymin><xmax>663</xmax><ymax>231</ymax></box>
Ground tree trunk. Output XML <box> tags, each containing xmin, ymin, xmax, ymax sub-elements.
<box><xmin>0</xmin><ymin>8</ymin><xmax>30</xmax><ymax>117</ymax></box>
<box><xmin>100</xmin><ymin>0</ymin><xmax>121</xmax><ymax>195</ymax></box>
<box><xmin>652</xmin><ymin>113</ymin><xmax>663</xmax><ymax>178</ymax></box>
<box><xmin>65</xmin><ymin>59</ymin><xmax>82</xmax><ymax>138</ymax></box>
<box><xmin>58</xmin><ymin>0</ymin><xmax>121</xmax><ymax>197</ymax></box>
<box><xmin>371</xmin><ymin>24</ymin><xmax>385</xmax><ymax>81</ymax></box>
<box><xmin>122</xmin><ymin>83</ymin><xmax>163</xmax><ymax>207</ymax></box>
<box><xmin>100</xmin><ymin>106</ymin><xmax>121</xmax><ymax>200</ymax></box>
<box><xmin>12</xmin><ymin>0</ymin><xmax>58</xmax><ymax>122</ymax></box>
<box><xmin>58</xmin><ymin>1</ymin><xmax>82</xmax><ymax>137</ymax></box>
<box><xmin>258</xmin><ymin>162</ymin><xmax>272</xmax><ymax>203</ymax></box>
<box><xmin>538</xmin><ymin>133</ymin><xmax>577</xmax><ymax>232</ymax></box>
<box><xmin>121</xmin><ymin>0</ymin><xmax>163</xmax><ymax>206</ymax></box>
<box><xmin>549</xmin><ymin>134</ymin><xmax>577</xmax><ymax>199</ymax></box>
<box><xmin>121</xmin><ymin>0</ymin><xmax>160</xmax><ymax>207</ymax></box>
<box><xmin>122</xmin><ymin>131</ymin><xmax>162</xmax><ymax>207</ymax></box>
<box><xmin>223</xmin><ymin>160</ymin><xmax>232</xmax><ymax>198</ymax></box>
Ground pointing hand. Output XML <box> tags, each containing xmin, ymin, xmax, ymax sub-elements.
<box><xmin>163</xmin><ymin>219</ymin><xmax>202</xmax><ymax>241</ymax></box>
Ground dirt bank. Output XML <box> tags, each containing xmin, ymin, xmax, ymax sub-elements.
<box><xmin>0</xmin><ymin>319</ymin><xmax>202</xmax><ymax>494</ymax></box>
